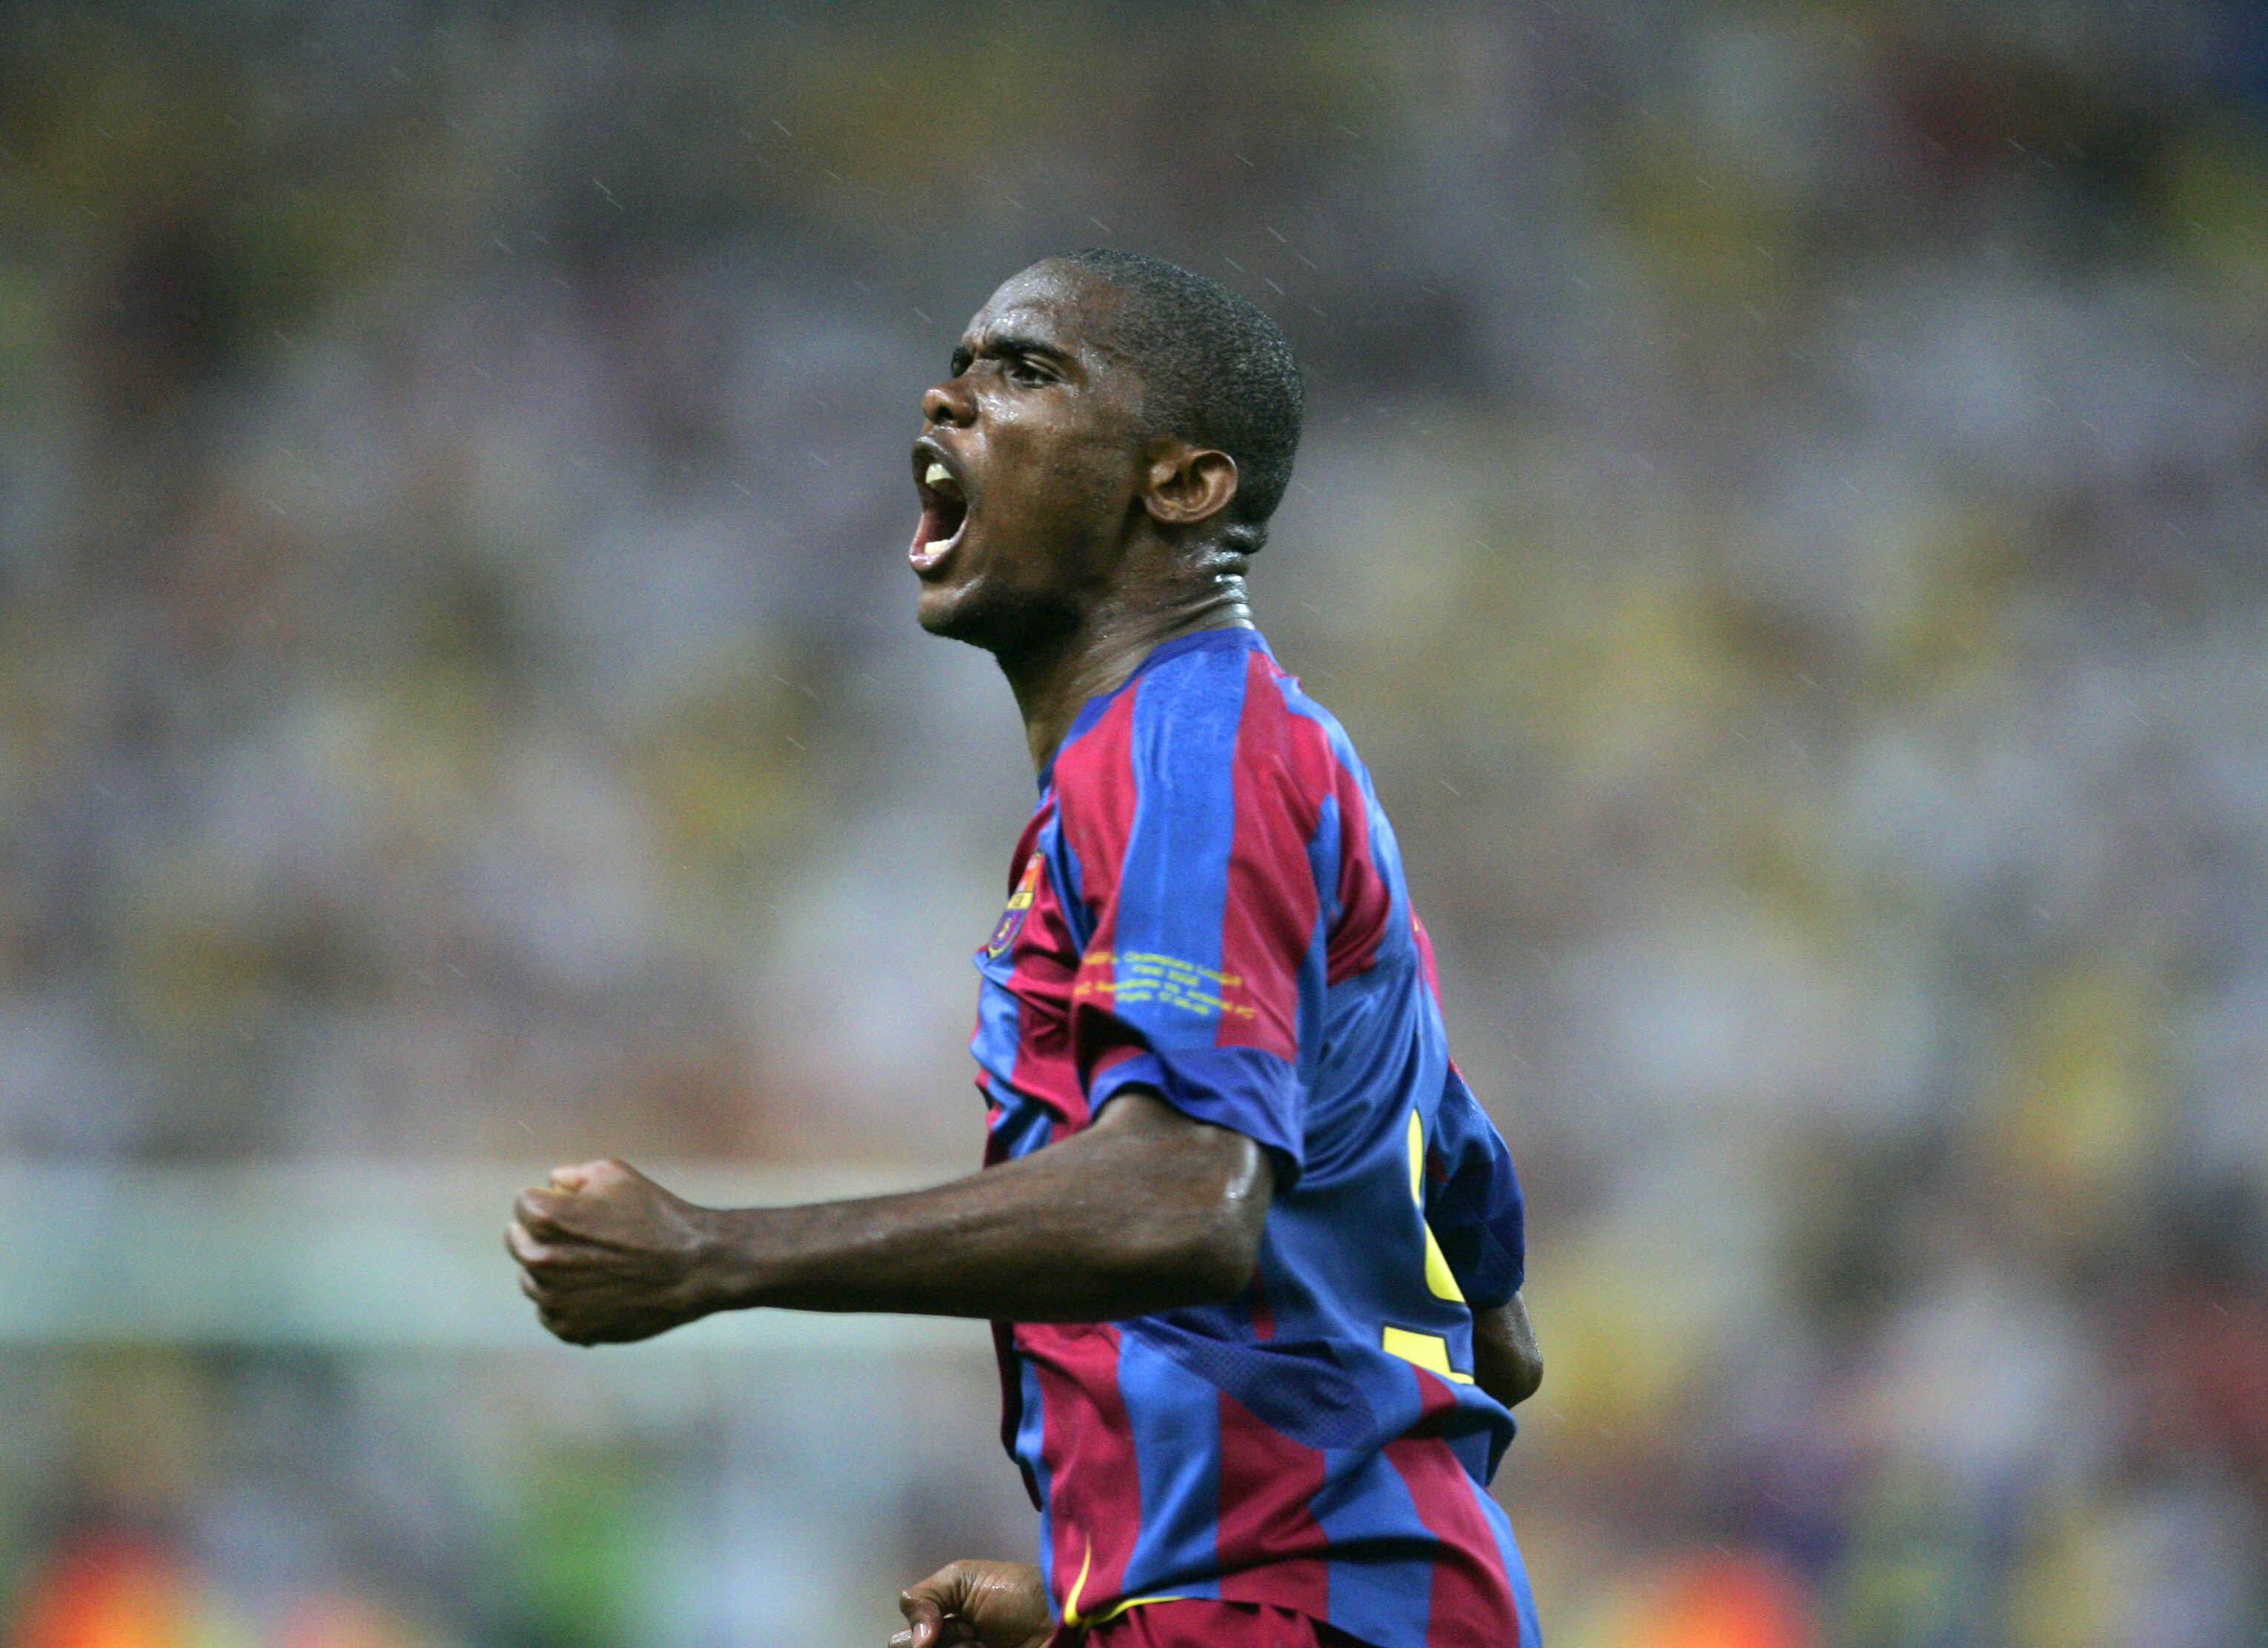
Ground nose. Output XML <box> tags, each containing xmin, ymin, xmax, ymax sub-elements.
<box><xmin>922</xmin><ymin>374</ymin><xmax>974</xmax><ymax>428</ymax></box>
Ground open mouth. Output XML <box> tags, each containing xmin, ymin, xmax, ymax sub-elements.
<box><xmin>909</xmin><ymin>450</ymin><xmax>969</xmax><ymax>574</ymax></box>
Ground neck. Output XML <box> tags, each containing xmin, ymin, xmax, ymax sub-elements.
<box><xmin>1001</xmin><ymin>555</ymin><xmax>1253</xmax><ymax>776</ymax></box>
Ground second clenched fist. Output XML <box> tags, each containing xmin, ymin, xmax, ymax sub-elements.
<box><xmin>507</xmin><ymin>1159</ymin><xmax>718</xmax><ymax>1345</ymax></box>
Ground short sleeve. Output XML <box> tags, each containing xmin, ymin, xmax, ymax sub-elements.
<box><xmin>1425</xmin><ymin>1071</ymin><xmax>1527</xmax><ymax>1309</ymax></box>
<box><xmin>1057</xmin><ymin>644</ymin><xmax>1327</xmax><ymax>1179</ymax></box>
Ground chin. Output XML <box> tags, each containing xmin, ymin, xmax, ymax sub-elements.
<box><xmin>916</xmin><ymin>575</ymin><xmax>1077</xmax><ymax>658</ymax></box>
<box><xmin>915</xmin><ymin>579</ymin><xmax>984</xmax><ymax>641</ymax></box>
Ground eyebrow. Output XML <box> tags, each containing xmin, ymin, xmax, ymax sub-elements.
<box><xmin>951</xmin><ymin>328</ymin><xmax>1076</xmax><ymax>374</ymax></box>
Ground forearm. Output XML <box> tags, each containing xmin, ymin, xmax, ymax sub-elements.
<box><xmin>691</xmin><ymin>1094</ymin><xmax>1270</xmax><ymax>1322</ymax></box>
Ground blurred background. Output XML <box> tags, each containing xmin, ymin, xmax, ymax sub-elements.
<box><xmin>4</xmin><ymin>1</ymin><xmax>2267</xmax><ymax>1644</ymax></box>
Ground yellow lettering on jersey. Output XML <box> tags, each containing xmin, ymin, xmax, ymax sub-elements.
<box><xmin>1382</xmin><ymin>1324</ymin><xmax>1476</xmax><ymax>1383</ymax></box>
<box><xmin>1382</xmin><ymin>1111</ymin><xmax>1476</xmax><ymax>1382</ymax></box>
<box><xmin>1407</xmin><ymin>1111</ymin><xmax>1466</xmax><ymax>1302</ymax></box>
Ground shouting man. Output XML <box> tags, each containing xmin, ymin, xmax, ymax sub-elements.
<box><xmin>508</xmin><ymin>251</ymin><xmax>1544</xmax><ymax>1648</ymax></box>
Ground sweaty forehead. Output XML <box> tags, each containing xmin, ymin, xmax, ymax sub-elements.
<box><xmin>961</xmin><ymin>263</ymin><xmax>1133</xmax><ymax>365</ymax></box>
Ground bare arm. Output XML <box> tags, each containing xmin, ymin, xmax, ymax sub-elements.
<box><xmin>508</xmin><ymin>1091</ymin><xmax>1273</xmax><ymax>1343</ymax></box>
<box><xmin>1471</xmin><ymin>1293</ymin><xmax>1543</xmax><ymax>1409</ymax></box>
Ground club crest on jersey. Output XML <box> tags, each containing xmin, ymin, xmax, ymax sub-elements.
<box><xmin>985</xmin><ymin>853</ymin><xmax>1043</xmax><ymax>957</ymax></box>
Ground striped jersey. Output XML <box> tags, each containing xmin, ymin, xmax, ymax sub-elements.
<box><xmin>969</xmin><ymin>626</ymin><xmax>1541</xmax><ymax>1648</ymax></box>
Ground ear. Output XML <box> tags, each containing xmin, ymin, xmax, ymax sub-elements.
<box><xmin>1140</xmin><ymin>441</ymin><xmax>1239</xmax><ymax>532</ymax></box>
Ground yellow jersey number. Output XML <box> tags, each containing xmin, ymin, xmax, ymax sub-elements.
<box><xmin>1379</xmin><ymin>1109</ymin><xmax>1476</xmax><ymax>1384</ymax></box>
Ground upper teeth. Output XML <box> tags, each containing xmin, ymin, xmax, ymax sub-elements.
<box><xmin>925</xmin><ymin>462</ymin><xmax>958</xmax><ymax>494</ymax></box>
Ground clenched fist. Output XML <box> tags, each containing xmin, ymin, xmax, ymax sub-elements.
<box><xmin>506</xmin><ymin>1159</ymin><xmax>720</xmax><ymax>1345</ymax></box>
<box><xmin>892</xmin><ymin>1561</ymin><xmax>1051</xmax><ymax>1648</ymax></box>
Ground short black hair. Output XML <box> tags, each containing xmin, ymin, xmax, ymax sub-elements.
<box><xmin>1054</xmin><ymin>248</ymin><xmax>1303</xmax><ymax>557</ymax></box>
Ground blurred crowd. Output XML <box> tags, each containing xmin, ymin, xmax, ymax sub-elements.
<box><xmin>4</xmin><ymin>1</ymin><xmax>2267</xmax><ymax>1644</ymax></box>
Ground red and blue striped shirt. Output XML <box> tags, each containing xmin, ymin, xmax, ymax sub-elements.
<box><xmin>972</xmin><ymin>626</ymin><xmax>1539</xmax><ymax>1648</ymax></box>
